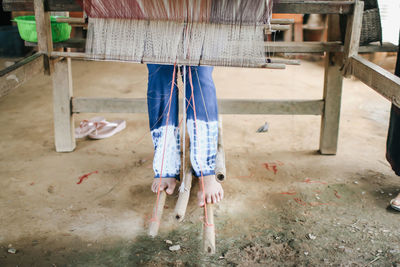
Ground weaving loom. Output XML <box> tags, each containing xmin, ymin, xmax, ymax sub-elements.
<box><xmin>80</xmin><ymin>0</ymin><xmax>273</xmax><ymax>67</ymax></box>
<box><xmin>2</xmin><ymin>0</ymin><xmax>400</xmax><ymax>256</ymax></box>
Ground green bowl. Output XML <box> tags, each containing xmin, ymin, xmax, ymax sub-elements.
<box><xmin>13</xmin><ymin>15</ymin><xmax>71</xmax><ymax>43</ymax></box>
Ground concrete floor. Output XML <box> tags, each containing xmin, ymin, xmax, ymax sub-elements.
<box><xmin>0</xmin><ymin>57</ymin><xmax>399</xmax><ymax>266</ymax></box>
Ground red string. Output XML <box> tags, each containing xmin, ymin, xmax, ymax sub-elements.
<box><xmin>152</xmin><ymin>63</ymin><xmax>177</xmax><ymax>222</ymax></box>
<box><xmin>188</xmin><ymin>66</ymin><xmax>213</xmax><ymax>227</ymax></box>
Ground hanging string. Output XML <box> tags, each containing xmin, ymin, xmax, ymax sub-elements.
<box><xmin>151</xmin><ymin>63</ymin><xmax>177</xmax><ymax>222</ymax></box>
<box><xmin>188</xmin><ymin>66</ymin><xmax>213</xmax><ymax>227</ymax></box>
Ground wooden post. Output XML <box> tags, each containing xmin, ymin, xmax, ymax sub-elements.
<box><xmin>319</xmin><ymin>14</ymin><xmax>343</xmax><ymax>155</ymax></box>
<box><xmin>52</xmin><ymin>58</ymin><xmax>75</xmax><ymax>152</ymax></box>
<box><xmin>148</xmin><ymin>191</ymin><xmax>167</xmax><ymax>237</ymax></box>
<box><xmin>34</xmin><ymin>0</ymin><xmax>53</xmax><ymax>75</ymax></box>
<box><xmin>215</xmin><ymin>117</ymin><xmax>226</xmax><ymax>182</ymax></box>
<box><xmin>342</xmin><ymin>0</ymin><xmax>364</xmax><ymax>77</ymax></box>
<box><xmin>173</xmin><ymin>167</ymin><xmax>193</xmax><ymax>222</ymax></box>
<box><xmin>203</xmin><ymin>204</ymin><xmax>215</xmax><ymax>254</ymax></box>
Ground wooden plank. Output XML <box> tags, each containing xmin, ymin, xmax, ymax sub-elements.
<box><xmin>266</xmin><ymin>42</ymin><xmax>342</xmax><ymax>53</ymax></box>
<box><xmin>319</xmin><ymin>14</ymin><xmax>344</xmax><ymax>155</ymax></box>
<box><xmin>34</xmin><ymin>0</ymin><xmax>53</xmax><ymax>75</ymax></box>
<box><xmin>359</xmin><ymin>43</ymin><xmax>399</xmax><ymax>53</ymax></box>
<box><xmin>0</xmin><ymin>53</ymin><xmax>44</xmax><ymax>98</ymax></box>
<box><xmin>351</xmin><ymin>55</ymin><xmax>400</xmax><ymax>108</ymax></box>
<box><xmin>3</xmin><ymin>0</ymin><xmax>354</xmax><ymax>14</ymax></box>
<box><xmin>273</xmin><ymin>1</ymin><xmax>354</xmax><ymax>14</ymax></box>
<box><xmin>72</xmin><ymin>98</ymin><xmax>324</xmax><ymax>115</ymax></box>
<box><xmin>52</xmin><ymin>58</ymin><xmax>75</xmax><ymax>152</ymax></box>
<box><xmin>342</xmin><ymin>0</ymin><xmax>364</xmax><ymax>77</ymax></box>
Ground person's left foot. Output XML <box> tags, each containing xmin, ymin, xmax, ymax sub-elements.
<box><xmin>197</xmin><ymin>175</ymin><xmax>224</xmax><ymax>206</ymax></box>
<box><xmin>391</xmin><ymin>193</ymin><xmax>400</xmax><ymax>208</ymax></box>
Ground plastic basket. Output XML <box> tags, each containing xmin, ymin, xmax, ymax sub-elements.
<box><xmin>12</xmin><ymin>15</ymin><xmax>71</xmax><ymax>43</ymax></box>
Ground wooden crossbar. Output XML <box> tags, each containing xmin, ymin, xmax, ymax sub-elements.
<box><xmin>351</xmin><ymin>55</ymin><xmax>400</xmax><ymax>108</ymax></box>
<box><xmin>71</xmin><ymin>98</ymin><xmax>324</xmax><ymax>115</ymax></box>
<box><xmin>23</xmin><ymin>39</ymin><xmax>397</xmax><ymax>54</ymax></box>
<box><xmin>3</xmin><ymin>0</ymin><xmax>355</xmax><ymax>14</ymax></box>
<box><xmin>0</xmin><ymin>53</ymin><xmax>44</xmax><ymax>98</ymax></box>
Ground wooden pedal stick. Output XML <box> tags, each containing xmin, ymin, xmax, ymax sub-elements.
<box><xmin>148</xmin><ymin>190</ymin><xmax>167</xmax><ymax>237</ymax></box>
<box><xmin>215</xmin><ymin>117</ymin><xmax>226</xmax><ymax>182</ymax></box>
<box><xmin>203</xmin><ymin>204</ymin><xmax>216</xmax><ymax>254</ymax></box>
<box><xmin>173</xmin><ymin>167</ymin><xmax>193</xmax><ymax>222</ymax></box>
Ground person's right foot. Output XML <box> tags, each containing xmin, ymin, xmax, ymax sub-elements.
<box><xmin>197</xmin><ymin>175</ymin><xmax>224</xmax><ymax>206</ymax></box>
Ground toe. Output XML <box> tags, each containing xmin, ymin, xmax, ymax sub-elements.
<box><xmin>198</xmin><ymin>191</ymin><xmax>205</xmax><ymax>207</ymax></box>
<box><xmin>166</xmin><ymin>183</ymin><xmax>176</xmax><ymax>195</ymax></box>
<box><xmin>211</xmin><ymin>194</ymin><xmax>216</xmax><ymax>204</ymax></box>
<box><xmin>207</xmin><ymin>195</ymin><xmax>212</xmax><ymax>204</ymax></box>
<box><xmin>159</xmin><ymin>183</ymin><xmax>166</xmax><ymax>191</ymax></box>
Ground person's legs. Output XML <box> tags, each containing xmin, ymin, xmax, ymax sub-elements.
<box><xmin>184</xmin><ymin>66</ymin><xmax>224</xmax><ymax>206</ymax></box>
<box><xmin>147</xmin><ymin>64</ymin><xmax>180</xmax><ymax>195</ymax></box>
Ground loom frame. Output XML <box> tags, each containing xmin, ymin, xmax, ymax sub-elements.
<box><xmin>1</xmin><ymin>0</ymin><xmax>400</xmax><ymax>154</ymax></box>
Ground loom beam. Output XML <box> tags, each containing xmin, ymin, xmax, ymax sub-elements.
<box><xmin>3</xmin><ymin>0</ymin><xmax>355</xmax><ymax>14</ymax></box>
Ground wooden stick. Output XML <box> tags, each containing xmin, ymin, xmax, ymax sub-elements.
<box><xmin>203</xmin><ymin>204</ymin><xmax>215</xmax><ymax>254</ymax></box>
<box><xmin>55</xmin><ymin>17</ymin><xmax>84</xmax><ymax>24</ymax></box>
<box><xmin>267</xmin><ymin>24</ymin><xmax>291</xmax><ymax>31</ymax></box>
<box><xmin>52</xmin><ymin>18</ymin><xmax>294</xmax><ymax>26</ymax></box>
<box><xmin>270</xmin><ymin>19</ymin><xmax>294</xmax><ymax>24</ymax></box>
<box><xmin>269</xmin><ymin>58</ymin><xmax>301</xmax><ymax>65</ymax></box>
<box><xmin>173</xmin><ymin>167</ymin><xmax>193</xmax><ymax>222</ymax></box>
<box><xmin>215</xmin><ymin>117</ymin><xmax>226</xmax><ymax>182</ymax></box>
<box><xmin>50</xmin><ymin>51</ymin><xmax>288</xmax><ymax>69</ymax></box>
<box><xmin>148</xmin><ymin>190</ymin><xmax>167</xmax><ymax>237</ymax></box>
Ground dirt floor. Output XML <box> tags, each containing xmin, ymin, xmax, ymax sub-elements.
<box><xmin>1</xmin><ymin>55</ymin><xmax>400</xmax><ymax>266</ymax></box>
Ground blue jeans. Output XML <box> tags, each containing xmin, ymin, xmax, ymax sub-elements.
<box><xmin>147</xmin><ymin>64</ymin><xmax>219</xmax><ymax>179</ymax></box>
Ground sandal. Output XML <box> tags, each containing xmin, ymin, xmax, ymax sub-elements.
<box><xmin>75</xmin><ymin>116</ymin><xmax>106</xmax><ymax>138</ymax></box>
<box><xmin>88</xmin><ymin>120</ymin><xmax>126</xmax><ymax>139</ymax></box>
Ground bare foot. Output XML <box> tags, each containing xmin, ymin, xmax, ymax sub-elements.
<box><xmin>391</xmin><ymin>193</ymin><xmax>400</xmax><ymax>207</ymax></box>
<box><xmin>197</xmin><ymin>175</ymin><xmax>224</xmax><ymax>206</ymax></box>
<box><xmin>151</xmin><ymin>178</ymin><xmax>176</xmax><ymax>195</ymax></box>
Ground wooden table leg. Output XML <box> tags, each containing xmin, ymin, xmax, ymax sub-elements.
<box><xmin>52</xmin><ymin>58</ymin><xmax>76</xmax><ymax>152</ymax></box>
<box><xmin>319</xmin><ymin>14</ymin><xmax>343</xmax><ymax>155</ymax></box>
